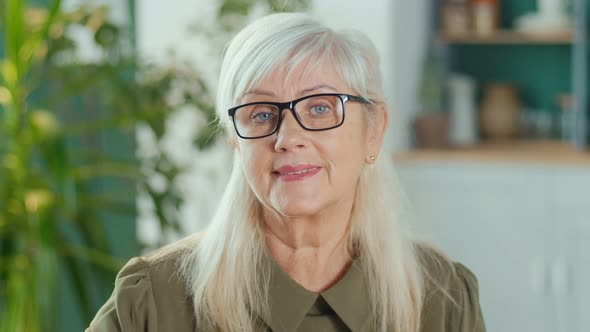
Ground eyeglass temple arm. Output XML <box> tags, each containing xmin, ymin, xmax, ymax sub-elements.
<box><xmin>347</xmin><ymin>95</ymin><xmax>373</xmax><ymax>104</ymax></box>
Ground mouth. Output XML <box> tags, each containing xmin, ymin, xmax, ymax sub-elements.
<box><xmin>273</xmin><ymin>165</ymin><xmax>322</xmax><ymax>182</ymax></box>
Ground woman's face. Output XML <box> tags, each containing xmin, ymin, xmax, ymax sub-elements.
<box><xmin>234</xmin><ymin>60</ymin><xmax>386</xmax><ymax>219</ymax></box>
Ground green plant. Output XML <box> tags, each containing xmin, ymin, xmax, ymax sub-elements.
<box><xmin>0</xmin><ymin>1</ymin><xmax>139</xmax><ymax>331</ymax></box>
<box><xmin>418</xmin><ymin>44</ymin><xmax>445</xmax><ymax>113</ymax></box>
<box><xmin>0</xmin><ymin>0</ymin><xmax>309</xmax><ymax>331</ymax></box>
<box><xmin>0</xmin><ymin>1</ymin><xmax>167</xmax><ymax>331</ymax></box>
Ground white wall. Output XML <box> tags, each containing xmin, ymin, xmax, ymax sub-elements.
<box><xmin>391</xmin><ymin>1</ymin><xmax>431</xmax><ymax>151</ymax></box>
<box><xmin>136</xmin><ymin>0</ymin><xmax>216</xmax><ymax>64</ymax></box>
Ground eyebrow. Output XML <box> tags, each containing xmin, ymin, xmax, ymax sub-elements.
<box><xmin>299</xmin><ymin>84</ymin><xmax>337</xmax><ymax>95</ymax></box>
<box><xmin>244</xmin><ymin>89</ymin><xmax>276</xmax><ymax>97</ymax></box>
<box><xmin>244</xmin><ymin>84</ymin><xmax>338</xmax><ymax>99</ymax></box>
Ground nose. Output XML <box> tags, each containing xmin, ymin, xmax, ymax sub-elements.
<box><xmin>274</xmin><ymin>108</ymin><xmax>308</xmax><ymax>152</ymax></box>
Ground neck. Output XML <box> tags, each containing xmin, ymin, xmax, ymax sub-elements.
<box><xmin>262</xmin><ymin>206</ymin><xmax>354</xmax><ymax>292</ymax></box>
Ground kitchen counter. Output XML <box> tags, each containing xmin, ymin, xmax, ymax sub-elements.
<box><xmin>394</xmin><ymin>140</ymin><xmax>590</xmax><ymax>167</ymax></box>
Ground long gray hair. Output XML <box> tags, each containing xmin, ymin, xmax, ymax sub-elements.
<box><xmin>180</xmin><ymin>12</ymin><xmax>424</xmax><ymax>332</ymax></box>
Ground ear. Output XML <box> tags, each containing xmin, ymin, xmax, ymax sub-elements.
<box><xmin>366</xmin><ymin>103</ymin><xmax>388</xmax><ymax>161</ymax></box>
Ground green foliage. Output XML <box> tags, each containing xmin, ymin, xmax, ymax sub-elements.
<box><xmin>1</xmin><ymin>2</ymin><xmax>66</xmax><ymax>332</ymax></box>
<box><xmin>418</xmin><ymin>45</ymin><xmax>444</xmax><ymax>113</ymax></box>
<box><xmin>0</xmin><ymin>1</ymin><xmax>157</xmax><ymax>331</ymax></box>
<box><xmin>0</xmin><ymin>0</ymin><xmax>309</xmax><ymax>331</ymax></box>
<box><xmin>220</xmin><ymin>0</ymin><xmax>308</xmax><ymax>16</ymax></box>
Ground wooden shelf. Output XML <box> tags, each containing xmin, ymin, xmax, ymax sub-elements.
<box><xmin>439</xmin><ymin>29</ymin><xmax>574</xmax><ymax>45</ymax></box>
<box><xmin>394</xmin><ymin>140</ymin><xmax>590</xmax><ymax>166</ymax></box>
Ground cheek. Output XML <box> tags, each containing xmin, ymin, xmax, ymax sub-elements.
<box><xmin>239</xmin><ymin>143</ymin><xmax>270</xmax><ymax>192</ymax></box>
<box><xmin>324</xmin><ymin>126</ymin><xmax>367</xmax><ymax>182</ymax></box>
<box><xmin>342</xmin><ymin>117</ymin><xmax>368</xmax><ymax>158</ymax></box>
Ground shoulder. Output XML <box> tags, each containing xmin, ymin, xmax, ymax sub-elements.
<box><xmin>122</xmin><ymin>232</ymin><xmax>203</xmax><ymax>300</ymax></box>
<box><xmin>87</xmin><ymin>233</ymin><xmax>202</xmax><ymax>332</ymax></box>
<box><xmin>415</xmin><ymin>243</ymin><xmax>486</xmax><ymax>332</ymax></box>
<box><xmin>414</xmin><ymin>242</ymin><xmax>478</xmax><ymax>294</ymax></box>
<box><xmin>416</xmin><ymin>243</ymin><xmax>465</xmax><ymax>288</ymax></box>
<box><xmin>117</xmin><ymin>232</ymin><xmax>202</xmax><ymax>291</ymax></box>
<box><xmin>140</xmin><ymin>232</ymin><xmax>202</xmax><ymax>274</ymax></box>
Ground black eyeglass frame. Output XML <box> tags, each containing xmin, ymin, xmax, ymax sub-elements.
<box><xmin>227</xmin><ymin>93</ymin><xmax>371</xmax><ymax>139</ymax></box>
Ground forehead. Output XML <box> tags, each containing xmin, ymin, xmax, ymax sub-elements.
<box><xmin>247</xmin><ymin>59</ymin><xmax>351</xmax><ymax>99</ymax></box>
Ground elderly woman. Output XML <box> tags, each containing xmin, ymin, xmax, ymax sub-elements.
<box><xmin>88</xmin><ymin>12</ymin><xmax>486</xmax><ymax>332</ymax></box>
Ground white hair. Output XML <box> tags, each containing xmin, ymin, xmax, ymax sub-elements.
<box><xmin>181</xmin><ymin>12</ymin><xmax>425</xmax><ymax>332</ymax></box>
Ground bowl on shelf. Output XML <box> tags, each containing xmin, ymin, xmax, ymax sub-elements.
<box><xmin>515</xmin><ymin>13</ymin><xmax>572</xmax><ymax>38</ymax></box>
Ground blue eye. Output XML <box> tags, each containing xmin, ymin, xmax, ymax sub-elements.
<box><xmin>252</xmin><ymin>112</ymin><xmax>276</xmax><ymax>122</ymax></box>
<box><xmin>310</xmin><ymin>104</ymin><xmax>330</xmax><ymax>115</ymax></box>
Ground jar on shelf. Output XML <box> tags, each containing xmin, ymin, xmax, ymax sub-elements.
<box><xmin>480</xmin><ymin>83</ymin><xmax>522</xmax><ymax>140</ymax></box>
<box><xmin>472</xmin><ymin>0</ymin><xmax>499</xmax><ymax>36</ymax></box>
<box><xmin>442</xmin><ymin>0</ymin><xmax>471</xmax><ymax>36</ymax></box>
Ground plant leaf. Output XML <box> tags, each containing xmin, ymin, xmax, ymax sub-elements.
<box><xmin>59</xmin><ymin>241</ymin><xmax>94</xmax><ymax>323</ymax></box>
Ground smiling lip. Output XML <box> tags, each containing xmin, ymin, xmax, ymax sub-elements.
<box><xmin>273</xmin><ymin>164</ymin><xmax>322</xmax><ymax>182</ymax></box>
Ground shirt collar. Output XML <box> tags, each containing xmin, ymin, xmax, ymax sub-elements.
<box><xmin>263</xmin><ymin>258</ymin><xmax>372</xmax><ymax>332</ymax></box>
<box><xmin>321</xmin><ymin>260</ymin><xmax>372</xmax><ymax>331</ymax></box>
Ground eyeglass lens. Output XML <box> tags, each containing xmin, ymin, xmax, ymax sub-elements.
<box><xmin>233</xmin><ymin>95</ymin><xmax>344</xmax><ymax>138</ymax></box>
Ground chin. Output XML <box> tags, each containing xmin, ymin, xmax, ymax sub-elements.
<box><xmin>274</xmin><ymin>199</ymin><xmax>324</xmax><ymax>218</ymax></box>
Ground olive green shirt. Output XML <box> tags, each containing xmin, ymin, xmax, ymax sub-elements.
<box><xmin>87</xmin><ymin>237</ymin><xmax>486</xmax><ymax>332</ymax></box>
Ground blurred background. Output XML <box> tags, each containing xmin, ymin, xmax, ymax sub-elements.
<box><xmin>0</xmin><ymin>0</ymin><xmax>588</xmax><ymax>331</ymax></box>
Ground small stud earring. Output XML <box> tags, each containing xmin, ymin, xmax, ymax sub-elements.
<box><xmin>370</xmin><ymin>156</ymin><xmax>376</xmax><ymax>161</ymax></box>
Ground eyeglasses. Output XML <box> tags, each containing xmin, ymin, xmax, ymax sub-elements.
<box><xmin>228</xmin><ymin>93</ymin><xmax>371</xmax><ymax>139</ymax></box>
